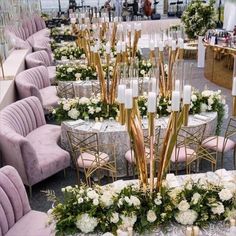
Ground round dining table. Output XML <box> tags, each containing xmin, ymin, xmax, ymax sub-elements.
<box><xmin>61</xmin><ymin>112</ymin><xmax>217</xmax><ymax>177</ymax></box>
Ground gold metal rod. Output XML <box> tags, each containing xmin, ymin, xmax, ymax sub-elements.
<box><xmin>119</xmin><ymin>103</ymin><xmax>125</xmax><ymax>125</ymax></box>
<box><xmin>183</xmin><ymin>104</ymin><xmax>190</xmax><ymax>126</ymax></box>
<box><xmin>233</xmin><ymin>96</ymin><xmax>236</xmax><ymax>117</ymax></box>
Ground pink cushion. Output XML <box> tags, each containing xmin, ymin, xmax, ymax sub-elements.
<box><xmin>171</xmin><ymin>147</ymin><xmax>196</xmax><ymax>163</ymax></box>
<box><xmin>26</xmin><ymin>124</ymin><xmax>70</xmax><ymax>180</ymax></box>
<box><xmin>39</xmin><ymin>86</ymin><xmax>59</xmax><ymax>110</ymax></box>
<box><xmin>202</xmin><ymin>136</ymin><xmax>235</xmax><ymax>152</ymax></box>
<box><xmin>5</xmin><ymin>210</ymin><xmax>54</xmax><ymax>236</ymax></box>
<box><xmin>47</xmin><ymin>66</ymin><xmax>56</xmax><ymax>83</ymax></box>
<box><xmin>78</xmin><ymin>152</ymin><xmax>109</xmax><ymax>168</ymax></box>
<box><xmin>125</xmin><ymin>147</ymin><xmax>150</xmax><ymax>163</ymax></box>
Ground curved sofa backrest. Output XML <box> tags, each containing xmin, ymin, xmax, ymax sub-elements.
<box><xmin>15</xmin><ymin>66</ymin><xmax>50</xmax><ymax>102</ymax></box>
<box><xmin>33</xmin><ymin>15</ymin><xmax>46</xmax><ymax>31</ymax></box>
<box><xmin>26</xmin><ymin>50</ymin><xmax>51</xmax><ymax>68</ymax></box>
<box><xmin>0</xmin><ymin>166</ymin><xmax>31</xmax><ymax>235</ymax></box>
<box><xmin>0</xmin><ymin>96</ymin><xmax>46</xmax><ymax>137</ymax></box>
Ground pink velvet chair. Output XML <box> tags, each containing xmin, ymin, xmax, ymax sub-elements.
<box><xmin>0</xmin><ymin>97</ymin><xmax>70</xmax><ymax>195</ymax></box>
<box><xmin>25</xmin><ymin>51</ymin><xmax>55</xmax><ymax>83</ymax></box>
<box><xmin>0</xmin><ymin>165</ymin><xmax>55</xmax><ymax>236</ymax></box>
<box><xmin>15</xmin><ymin>66</ymin><xmax>59</xmax><ymax>111</ymax></box>
<box><xmin>202</xmin><ymin>117</ymin><xmax>236</xmax><ymax>168</ymax></box>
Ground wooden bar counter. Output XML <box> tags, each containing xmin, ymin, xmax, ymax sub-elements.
<box><xmin>204</xmin><ymin>42</ymin><xmax>236</xmax><ymax>89</ymax></box>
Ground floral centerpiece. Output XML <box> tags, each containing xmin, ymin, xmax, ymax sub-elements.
<box><xmin>56</xmin><ymin>64</ymin><xmax>97</xmax><ymax>81</ymax></box>
<box><xmin>45</xmin><ymin>176</ymin><xmax>236</xmax><ymax>235</ymax></box>
<box><xmin>51</xmin><ymin>27</ymin><xmax>73</xmax><ymax>37</ymax></box>
<box><xmin>181</xmin><ymin>0</ymin><xmax>216</xmax><ymax>39</ymax></box>
<box><xmin>139</xmin><ymin>60</ymin><xmax>153</xmax><ymax>77</ymax></box>
<box><xmin>52</xmin><ymin>95</ymin><xmax>118</xmax><ymax>121</ymax></box>
<box><xmin>137</xmin><ymin>89</ymin><xmax>226</xmax><ymax>134</ymax></box>
<box><xmin>54</xmin><ymin>45</ymin><xmax>85</xmax><ymax>60</ymax></box>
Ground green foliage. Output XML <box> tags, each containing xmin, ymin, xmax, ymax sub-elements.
<box><xmin>181</xmin><ymin>0</ymin><xmax>216</xmax><ymax>39</ymax></box>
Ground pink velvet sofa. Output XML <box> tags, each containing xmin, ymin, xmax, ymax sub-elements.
<box><xmin>25</xmin><ymin>51</ymin><xmax>56</xmax><ymax>83</ymax></box>
<box><xmin>0</xmin><ymin>165</ymin><xmax>55</xmax><ymax>236</ymax></box>
<box><xmin>15</xmin><ymin>66</ymin><xmax>59</xmax><ymax>111</ymax></box>
<box><xmin>0</xmin><ymin>97</ymin><xmax>70</xmax><ymax>193</ymax></box>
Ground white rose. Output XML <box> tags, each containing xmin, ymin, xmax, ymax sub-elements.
<box><xmin>87</xmin><ymin>190</ymin><xmax>99</xmax><ymax>199</ymax></box>
<box><xmin>147</xmin><ymin>62</ymin><xmax>152</xmax><ymax>68</ymax></box>
<box><xmin>178</xmin><ymin>200</ymin><xmax>190</xmax><ymax>211</ymax></box>
<box><xmin>186</xmin><ymin>182</ymin><xmax>192</xmax><ymax>190</ymax></box>
<box><xmin>147</xmin><ymin>210</ymin><xmax>157</xmax><ymax>223</ymax></box>
<box><xmin>191</xmin><ymin>193</ymin><xmax>201</xmax><ymax>205</ymax></box>
<box><xmin>68</xmin><ymin>108</ymin><xmax>80</xmax><ymax>120</ymax></box>
<box><xmin>218</xmin><ymin>189</ymin><xmax>233</xmax><ymax>201</ymax></box>
<box><xmin>208</xmin><ymin>97</ymin><xmax>214</xmax><ymax>105</ymax></box>
<box><xmin>202</xmin><ymin>90</ymin><xmax>213</xmax><ymax>97</ymax></box>
<box><xmin>93</xmin><ymin>198</ymin><xmax>99</xmax><ymax>206</ymax></box>
<box><xmin>211</xmin><ymin>202</ymin><xmax>225</xmax><ymax>215</ymax></box>
<box><xmin>102</xmin><ymin>233</ymin><xmax>114</xmax><ymax>236</ymax></box>
<box><xmin>140</xmin><ymin>69</ymin><xmax>145</xmax><ymax>75</ymax></box>
<box><xmin>191</xmin><ymin>94</ymin><xmax>197</xmax><ymax>102</ymax></box>
<box><xmin>77</xmin><ymin>197</ymin><xmax>84</xmax><ymax>204</ymax></box>
<box><xmin>63</xmin><ymin>103</ymin><xmax>71</xmax><ymax>111</ymax></box>
<box><xmin>67</xmin><ymin>67</ymin><xmax>73</xmax><ymax>73</ymax></box>
<box><xmin>120</xmin><ymin>214</ymin><xmax>137</xmax><ymax>229</ymax></box>
<box><xmin>110</xmin><ymin>212</ymin><xmax>119</xmax><ymax>224</ymax></box>
<box><xmin>95</xmin><ymin>107</ymin><xmax>102</xmax><ymax>113</ymax></box>
<box><xmin>130</xmin><ymin>196</ymin><xmax>141</xmax><ymax>207</ymax></box>
<box><xmin>175</xmin><ymin>209</ymin><xmax>198</xmax><ymax>225</ymax></box>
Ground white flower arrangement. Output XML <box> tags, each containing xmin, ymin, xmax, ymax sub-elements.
<box><xmin>45</xmin><ymin>176</ymin><xmax>236</xmax><ymax>235</ymax></box>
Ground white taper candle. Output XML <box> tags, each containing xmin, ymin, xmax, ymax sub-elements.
<box><xmin>148</xmin><ymin>92</ymin><xmax>157</xmax><ymax>113</ymax></box>
<box><xmin>125</xmin><ymin>89</ymin><xmax>133</xmax><ymax>109</ymax></box>
<box><xmin>183</xmin><ymin>85</ymin><xmax>192</xmax><ymax>104</ymax></box>
<box><xmin>171</xmin><ymin>91</ymin><xmax>180</xmax><ymax>111</ymax></box>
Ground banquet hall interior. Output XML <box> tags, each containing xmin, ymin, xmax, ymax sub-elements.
<box><xmin>0</xmin><ymin>0</ymin><xmax>236</xmax><ymax>235</ymax></box>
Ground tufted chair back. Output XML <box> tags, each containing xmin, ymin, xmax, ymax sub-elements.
<box><xmin>26</xmin><ymin>50</ymin><xmax>52</xmax><ymax>69</ymax></box>
<box><xmin>15</xmin><ymin>66</ymin><xmax>51</xmax><ymax>103</ymax></box>
<box><xmin>0</xmin><ymin>166</ymin><xmax>31</xmax><ymax>236</ymax></box>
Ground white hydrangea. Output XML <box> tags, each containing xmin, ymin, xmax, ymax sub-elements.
<box><xmin>110</xmin><ymin>212</ymin><xmax>119</xmax><ymax>224</ymax></box>
<box><xmin>178</xmin><ymin>200</ymin><xmax>190</xmax><ymax>211</ymax></box>
<box><xmin>186</xmin><ymin>182</ymin><xmax>193</xmax><ymax>190</ymax></box>
<box><xmin>191</xmin><ymin>193</ymin><xmax>201</xmax><ymax>205</ymax></box>
<box><xmin>218</xmin><ymin>189</ymin><xmax>233</xmax><ymax>201</ymax></box>
<box><xmin>79</xmin><ymin>97</ymin><xmax>90</xmax><ymax>105</ymax></box>
<box><xmin>211</xmin><ymin>202</ymin><xmax>225</xmax><ymax>215</ymax></box>
<box><xmin>200</xmin><ymin>103</ymin><xmax>208</xmax><ymax>112</ymax></box>
<box><xmin>68</xmin><ymin>108</ymin><xmax>80</xmax><ymax>120</ymax></box>
<box><xmin>175</xmin><ymin>209</ymin><xmax>198</xmax><ymax>225</ymax></box>
<box><xmin>75</xmin><ymin>213</ymin><xmax>98</xmax><ymax>233</ymax></box>
<box><xmin>120</xmin><ymin>214</ymin><xmax>137</xmax><ymax>229</ymax></box>
<box><xmin>75</xmin><ymin>73</ymin><xmax>81</xmax><ymax>79</ymax></box>
<box><xmin>88</xmin><ymin>106</ymin><xmax>95</xmax><ymax>114</ymax></box>
<box><xmin>100</xmin><ymin>191</ymin><xmax>114</xmax><ymax>207</ymax></box>
<box><xmin>154</xmin><ymin>193</ymin><xmax>162</xmax><ymax>205</ymax></box>
<box><xmin>147</xmin><ymin>210</ymin><xmax>157</xmax><ymax>223</ymax></box>
<box><xmin>202</xmin><ymin>90</ymin><xmax>213</xmax><ymax>97</ymax></box>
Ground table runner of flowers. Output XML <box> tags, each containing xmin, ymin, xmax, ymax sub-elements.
<box><xmin>45</xmin><ymin>171</ymin><xmax>236</xmax><ymax>235</ymax></box>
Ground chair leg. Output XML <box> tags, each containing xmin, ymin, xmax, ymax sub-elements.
<box><xmin>29</xmin><ymin>186</ymin><xmax>32</xmax><ymax>199</ymax></box>
<box><xmin>63</xmin><ymin>168</ymin><xmax>66</xmax><ymax>178</ymax></box>
<box><xmin>221</xmin><ymin>152</ymin><xmax>224</xmax><ymax>168</ymax></box>
<box><xmin>126</xmin><ymin>160</ymin><xmax>129</xmax><ymax>177</ymax></box>
<box><xmin>234</xmin><ymin>147</ymin><xmax>236</xmax><ymax>169</ymax></box>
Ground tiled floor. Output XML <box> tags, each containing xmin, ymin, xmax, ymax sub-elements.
<box><xmin>29</xmin><ymin>61</ymin><xmax>235</xmax><ymax>212</ymax></box>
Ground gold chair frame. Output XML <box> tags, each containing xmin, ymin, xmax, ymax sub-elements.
<box><xmin>67</xmin><ymin>130</ymin><xmax>117</xmax><ymax>186</ymax></box>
